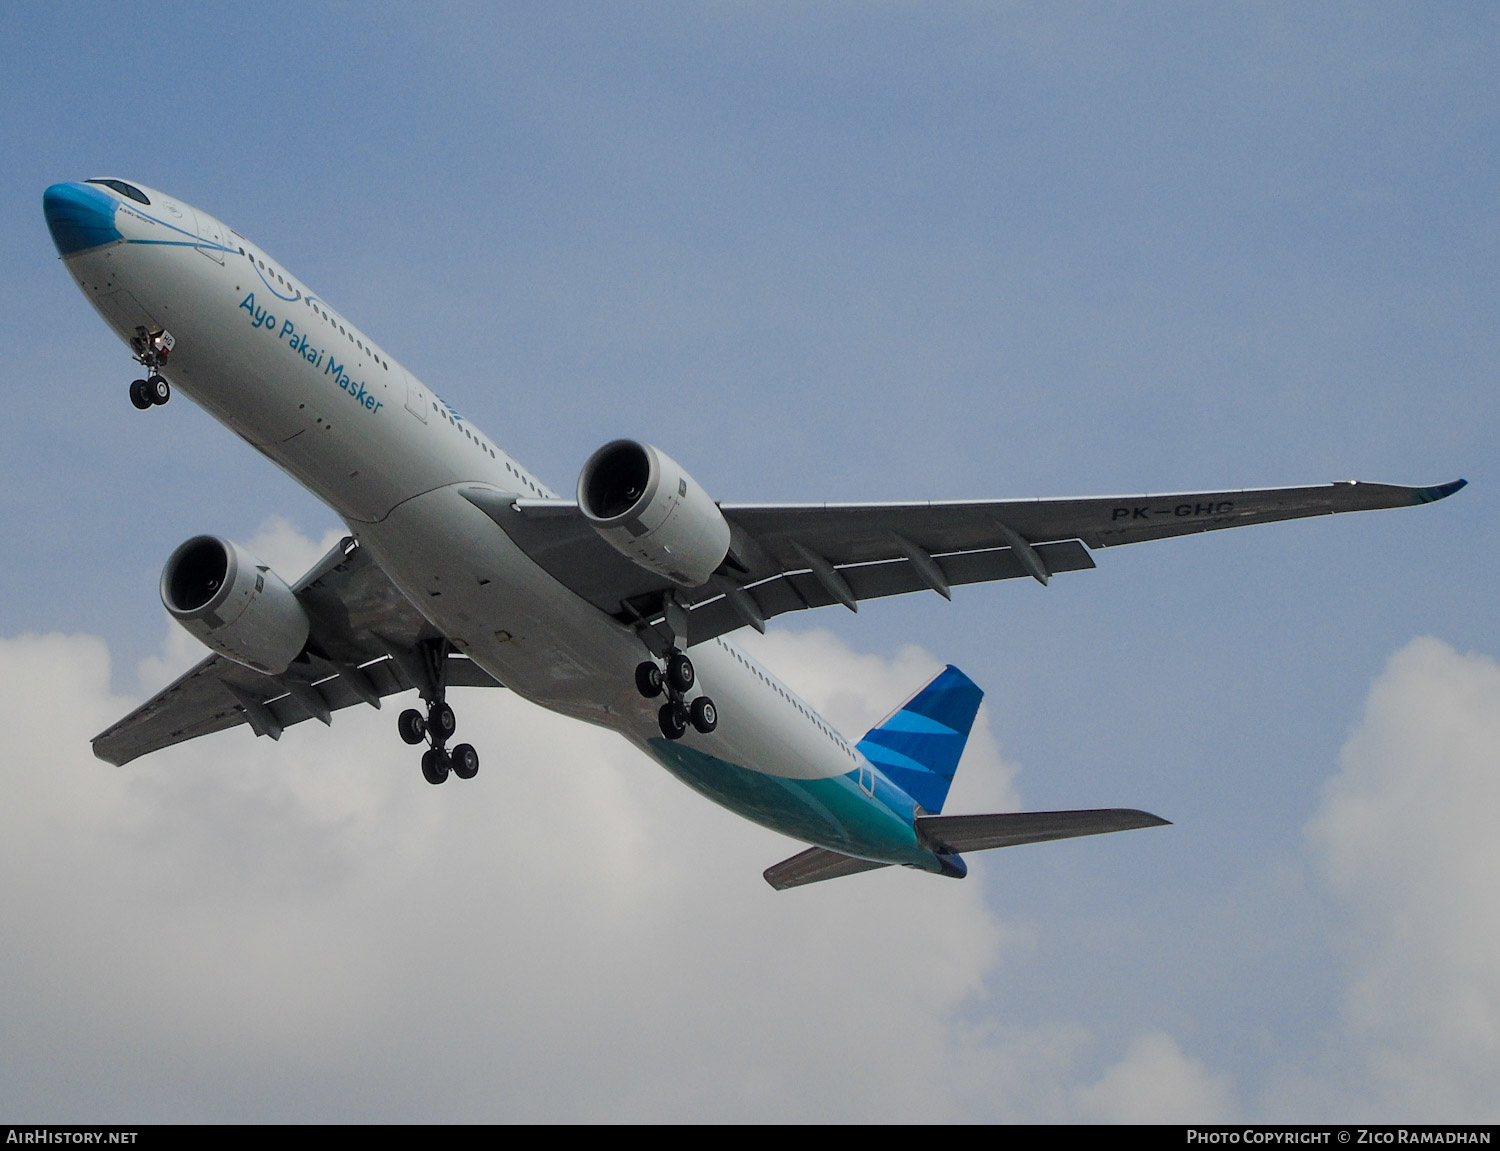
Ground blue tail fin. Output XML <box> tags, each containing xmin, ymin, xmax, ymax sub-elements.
<box><xmin>855</xmin><ymin>665</ymin><xmax>983</xmax><ymax>814</ymax></box>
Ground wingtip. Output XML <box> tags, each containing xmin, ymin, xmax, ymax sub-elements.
<box><xmin>90</xmin><ymin>740</ymin><xmax>127</xmax><ymax>768</ymax></box>
<box><xmin>1413</xmin><ymin>478</ymin><xmax>1467</xmax><ymax>504</ymax></box>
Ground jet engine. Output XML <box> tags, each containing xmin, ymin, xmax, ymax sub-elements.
<box><xmin>577</xmin><ymin>440</ymin><xmax>730</xmax><ymax>588</ymax></box>
<box><xmin>160</xmin><ymin>536</ymin><xmax>310</xmax><ymax>674</ymax></box>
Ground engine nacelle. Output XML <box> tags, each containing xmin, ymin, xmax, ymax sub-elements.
<box><xmin>577</xmin><ymin>440</ymin><xmax>731</xmax><ymax>588</ymax></box>
<box><xmin>160</xmin><ymin>536</ymin><xmax>310</xmax><ymax>674</ymax></box>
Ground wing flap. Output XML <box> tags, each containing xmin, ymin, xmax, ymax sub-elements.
<box><xmin>682</xmin><ymin>540</ymin><xmax>1094</xmax><ymax>646</ymax></box>
<box><xmin>92</xmin><ymin>649</ymin><xmax>503</xmax><ymax>766</ymax></box>
<box><xmin>92</xmin><ymin>656</ymin><xmax>269</xmax><ymax>765</ymax></box>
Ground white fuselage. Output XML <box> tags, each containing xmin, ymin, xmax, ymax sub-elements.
<box><xmin>54</xmin><ymin>180</ymin><xmax>930</xmax><ymax>866</ymax></box>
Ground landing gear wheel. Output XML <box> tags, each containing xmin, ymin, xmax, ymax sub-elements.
<box><xmin>129</xmin><ymin>379</ymin><xmax>152</xmax><ymax>410</ymax></box>
<box><xmin>658</xmin><ymin>700</ymin><xmax>688</xmax><ymax>741</ymax></box>
<box><xmin>451</xmin><ymin>743</ymin><xmax>479</xmax><ymax>780</ymax></box>
<box><xmin>428</xmin><ymin>701</ymin><xmax>457</xmax><ymax>742</ymax></box>
<box><xmin>397</xmin><ymin>708</ymin><xmax>427</xmax><ymax>745</ymax></box>
<box><xmin>147</xmin><ymin>375</ymin><xmax>170</xmax><ymax>405</ymax></box>
<box><xmin>635</xmin><ymin>661</ymin><xmax>664</xmax><ymax>699</ymax></box>
<box><xmin>690</xmin><ymin>696</ymin><xmax>718</xmax><ymax>734</ymax></box>
<box><xmin>421</xmin><ymin>747</ymin><xmax>451</xmax><ymax>785</ymax></box>
<box><xmin>666</xmin><ymin>652</ymin><xmax>696</xmax><ymax>694</ymax></box>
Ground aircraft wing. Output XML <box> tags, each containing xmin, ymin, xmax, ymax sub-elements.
<box><xmin>92</xmin><ymin>537</ymin><xmax>502</xmax><ymax>766</ymax></box>
<box><xmin>470</xmin><ymin>478</ymin><xmax>1465</xmax><ymax>649</ymax></box>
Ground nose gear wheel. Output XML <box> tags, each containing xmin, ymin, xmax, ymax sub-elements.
<box><xmin>126</xmin><ymin>327</ymin><xmax>174</xmax><ymax>410</ymax></box>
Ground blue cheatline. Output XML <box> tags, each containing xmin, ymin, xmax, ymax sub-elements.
<box><xmin>855</xmin><ymin>665</ymin><xmax>983</xmax><ymax>815</ymax></box>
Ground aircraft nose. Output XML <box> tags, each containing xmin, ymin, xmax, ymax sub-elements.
<box><xmin>43</xmin><ymin>182</ymin><xmax>123</xmax><ymax>255</ymax></box>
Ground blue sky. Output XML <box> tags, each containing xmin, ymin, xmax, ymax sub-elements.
<box><xmin>2</xmin><ymin>3</ymin><xmax>1496</xmax><ymax>1121</ymax></box>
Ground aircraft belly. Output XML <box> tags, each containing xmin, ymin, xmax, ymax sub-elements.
<box><xmin>356</xmin><ymin>490</ymin><xmax>886</xmax><ymax>788</ymax></box>
<box><xmin>353</xmin><ymin>486</ymin><xmax>645</xmax><ymax>714</ymax></box>
<box><xmin>638</xmin><ymin>733</ymin><xmax>930</xmax><ymax>866</ymax></box>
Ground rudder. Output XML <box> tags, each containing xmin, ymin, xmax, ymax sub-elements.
<box><xmin>855</xmin><ymin>665</ymin><xmax>982</xmax><ymax>814</ymax></box>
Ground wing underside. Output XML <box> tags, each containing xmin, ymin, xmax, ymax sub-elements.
<box><xmin>96</xmin><ymin>476</ymin><xmax>1463</xmax><ymax>765</ymax></box>
<box><xmin>464</xmin><ymin>477</ymin><xmax>1464</xmax><ymax>653</ymax></box>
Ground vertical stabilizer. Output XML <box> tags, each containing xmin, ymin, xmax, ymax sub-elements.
<box><xmin>856</xmin><ymin>665</ymin><xmax>982</xmax><ymax>814</ymax></box>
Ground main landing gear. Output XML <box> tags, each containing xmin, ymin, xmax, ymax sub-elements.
<box><xmin>635</xmin><ymin>649</ymin><xmax>717</xmax><ymax>741</ymax></box>
<box><xmin>397</xmin><ymin>640</ymin><xmax>479</xmax><ymax>785</ymax></box>
<box><xmin>127</xmin><ymin>326</ymin><xmax>174</xmax><ymax>410</ymax></box>
<box><xmin>400</xmin><ymin>700</ymin><xmax>480</xmax><ymax>785</ymax></box>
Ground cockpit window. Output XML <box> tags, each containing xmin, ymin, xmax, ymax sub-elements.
<box><xmin>85</xmin><ymin>179</ymin><xmax>150</xmax><ymax>205</ymax></box>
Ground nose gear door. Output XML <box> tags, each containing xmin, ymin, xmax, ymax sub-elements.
<box><xmin>194</xmin><ymin>213</ymin><xmax>230</xmax><ymax>264</ymax></box>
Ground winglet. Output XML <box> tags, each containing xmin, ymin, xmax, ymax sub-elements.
<box><xmin>1412</xmin><ymin>478</ymin><xmax>1466</xmax><ymax>504</ymax></box>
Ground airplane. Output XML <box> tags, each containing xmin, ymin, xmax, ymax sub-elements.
<box><xmin>42</xmin><ymin>177</ymin><xmax>1465</xmax><ymax>890</ymax></box>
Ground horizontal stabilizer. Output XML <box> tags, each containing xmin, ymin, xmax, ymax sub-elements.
<box><xmin>764</xmin><ymin>846</ymin><xmax>890</xmax><ymax>890</ymax></box>
<box><xmin>916</xmin><ymin>808</ymin><xmax>1169</xmax><ymax>854</ymax></box>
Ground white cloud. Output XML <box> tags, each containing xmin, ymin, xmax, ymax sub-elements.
<box><xmin>1301</xmin><ymin>637</ymin><xmax>1500</xmax><ymax>1121</ymax></box>
<box><xmin>61</xmin><ymin>603</ymin><xmax>1500</xmax><ymax>1122</ymax></box>
<box><xmin>0</xmin><ymin>621</ymin><xmax>1035</xmax><ymax>1120</ymax></box>
<box><xmin>243</xmin><ymin>516</ymin><xmax>349</xmax><ymax>585</ymax></box>
<box><xmin>1075</xmin><ymin>1032</ymin><xmax>1238</xmax><ymax>1124</ymax></box>
<box><xmin>0</xmin><ymin>508</ymin><xmax>1253</xmax><ymax>1122</ymax></box>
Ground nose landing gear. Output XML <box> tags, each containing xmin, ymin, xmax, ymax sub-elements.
<box><xmin>127</xmin><ymin>326</ymin><xmax>174</xmax><ymax>410</ymax></box>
